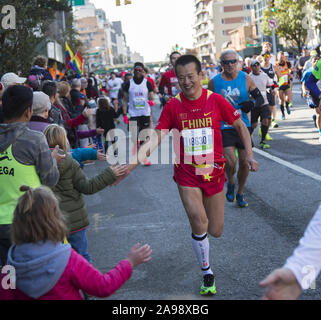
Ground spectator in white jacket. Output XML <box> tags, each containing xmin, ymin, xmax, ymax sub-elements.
<box><xmin>260</xmin><ymin>203</ymin><xmax>321</xmax><ymax>299</ymax></box>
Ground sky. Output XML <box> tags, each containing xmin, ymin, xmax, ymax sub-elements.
<box><xmin>91</xmin><ymin>0</ymin><xmax>194</xmax><ymax>62</ymax></box>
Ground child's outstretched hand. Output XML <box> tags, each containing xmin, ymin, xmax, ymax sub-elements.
<box><xmin>111</xmin><ymin>164</ymin><xmax>128</xmax><ymax>177</ymax></box>
<box><xmin>127</xmin><ymin>243</ymin><xmax>152</xmax><ymax>268</ymax></box>
<box><xmin>97</xmin><ymin>150</ymin><xmax>106</xmax><ymax>161</ymax></box>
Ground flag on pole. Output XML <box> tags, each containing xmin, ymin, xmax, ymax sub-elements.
<box><xmin>49</xmin><ymin>61</ymin><xmax>58</xmax><ymax>80</ymax></box>
<box><xmin>65</xmin><ymin>42</ymin><xmax>74</xmax><ymax>70</ymax></box>
<box><xmin>73</xmin><ymin>51</ymin><xmax>83</xmax><ymax>76</ymax></box>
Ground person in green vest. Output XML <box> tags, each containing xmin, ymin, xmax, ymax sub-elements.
<box><xmin>0</xmin><ymin>85</ymin><xmax>62</xmax><ymax>267</ymax></box>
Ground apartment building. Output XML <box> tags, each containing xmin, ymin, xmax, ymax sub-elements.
<box><xmin>73</xmin><ymin>0</ymin><xmax>131</xmax><ymax>70</ymax></box>
<box><xmin>194</xmin><ymin>0</ymin><xmax>254</xmax><ymax>62</ymax></box>
<box><xmin>194</xmin><ymin>0</ymin><xmax>215</xmax><ymax>63</ymax></box>
<box><xmin>253</xmin><ymin>0</ymin><xmax>269</xmax><ymax>43</ymax></box>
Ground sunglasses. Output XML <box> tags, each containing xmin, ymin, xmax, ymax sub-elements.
<box><xmin>221</xmin><ymin>59</ymin><xmax>238</xmax><ymax>65</ymax></box>
<box><xmin>252</xmin><ymin>63</ymin><xmax>260</xmax><ymax>67</ymax></box>
<box><xmin>134</xmin><ymin>67</ymin><xmax>144</xmax><ymax>72</ymax></box>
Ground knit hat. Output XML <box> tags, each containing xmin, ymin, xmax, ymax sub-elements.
<box><xmin>32</xmin><ymin>91</ymin><xmax>51</xmax><ymax>115</ymax></box>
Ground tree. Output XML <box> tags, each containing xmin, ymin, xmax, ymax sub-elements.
<box><xmin>262</xmin><ymin>0</ymin><xmax>321</xmax><ymax>54</ymax></box>
<box><xmin>306</xmin><ymin>0</ymin><xmax>321</xmax><ymax>32</ymax></box>
<box><xmin>0</xmin><ymin>0</ymin><xmax>72</xmax><ymax>75</ymax></box>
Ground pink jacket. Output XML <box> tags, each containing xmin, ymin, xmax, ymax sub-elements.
<box><xmin>0</xmin><ymin>249</ymin><xmax>132</xmax><ymax>300</ymax></box>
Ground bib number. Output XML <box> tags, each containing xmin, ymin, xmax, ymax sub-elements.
<box><xmin>182</xmin><ymin>128</ymin><xmax>213</xmax><ymax>156</ymax></box>
<box><xmin>133</xmin><ymin>97</ymin><xmax>145</xmax><ymax>109</ymax></box>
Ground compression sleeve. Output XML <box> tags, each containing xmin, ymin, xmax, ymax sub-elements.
<box><xmin>250</xmin><ymin>88</ymin><xmax>265</xmax><ymax>107</ymax></box>
<box><xmin>306</xmin><ymin>73</ymin><xmax>321</xmax><ymax>100</ymax></box>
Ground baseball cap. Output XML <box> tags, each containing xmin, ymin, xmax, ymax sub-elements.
<box><xmin>32</xmin><ymin>91</ymin><xmax>51</xmax><ymax>115</ymax></box>
<box><xmin>302</xmin><ymin>46</ymin><xmax>308</xmax><ymax>50</ymax></box>
<box><xmin>1</xmin><ymin>72</ymin><xmax>27</xmax><ymax>89</ymax></box>
<box><xmin>97</xmin><ymin>96</ymin><xmax>111</xmax><ymax>105</ymax></box>
<box><xmin>79</xmin><ymin>93</ymin><xmax>86</xmax><ymax>100</ymax></box>
<box><xmin>250</xmin><ymin>59</ymin><xmax>260</xmax><ymax>67</ymax></box>
<box><xmin>284</xmin><ymin>52</ymin><xmax>289</xmax><ymax>57</ymax></box>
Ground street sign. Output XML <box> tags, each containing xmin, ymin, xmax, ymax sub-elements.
<box><xmin>268</xmin><ymin>18</ymin><xmax>278</xmax><ymax>29</ymax></box>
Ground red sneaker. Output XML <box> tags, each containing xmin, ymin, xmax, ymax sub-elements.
<box><xmin>143</xmin><ymin>158</ymin><xmax>152</xmax><ymax>166</ymax></box>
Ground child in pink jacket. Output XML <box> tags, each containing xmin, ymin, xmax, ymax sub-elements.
<box><xmin>0</xmin><ymin>185</ymin><xmax>152</xmax><ymax>300</ymax></box>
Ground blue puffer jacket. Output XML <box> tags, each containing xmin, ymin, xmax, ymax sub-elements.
<box><xmin>29</xmin><ymin>65</ymin><xmax>53</xmax><ymax>81</ymax></box>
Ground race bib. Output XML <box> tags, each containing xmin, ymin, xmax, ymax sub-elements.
<box><xmin>182</xmin><ymin>127</ymin><xmax>213</xmax><ymax>156</ymax></box>
<box><xmin>133</xmin><ymin>97</ymin><xmax>146</xmax><ymax>109</ymax></box>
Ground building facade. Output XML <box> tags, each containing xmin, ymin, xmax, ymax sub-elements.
<box><xmin>73</xmin><ymin>0</ymin><xmax>131</xmax><ymax>70</ymax></box>
<box><xmin>194</xmin><ymin>0</ymin><xmax>254</xmax><ymax>62</ymax></box>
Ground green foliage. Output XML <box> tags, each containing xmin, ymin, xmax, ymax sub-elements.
<box><xmin>262</xmin><ymin>0</ymin><xmax>321</xmax><ymax>54</ymax></box>
<box><xmin>0</xmin><ymin>0</ymin><xmax>74</xmax><ymax>75</ymax></box>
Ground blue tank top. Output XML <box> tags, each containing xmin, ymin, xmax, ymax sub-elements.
<box><xmin>213</xmin><ymin>71</ymin><xmax>250</xmax><ymax>129</ymax></box>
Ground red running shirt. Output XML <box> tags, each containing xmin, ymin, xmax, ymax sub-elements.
<box><xmin>159</xmin><ymin>69</ymin><xmax>179</xmax><ymax>96</ymax></box>
<box><xmin>156</xmin><ymin>89</ymin><xmax>240</xmax><ymax>166</ymax></box>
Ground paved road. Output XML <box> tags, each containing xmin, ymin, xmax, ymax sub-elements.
<box><xmin>83</xmin><ymin>84</ymin><xmax>321</xmax><ymax>300</ymax></box>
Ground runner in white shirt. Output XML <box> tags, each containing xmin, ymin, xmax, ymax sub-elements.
<box><xmin>249</xmin><ymin>59</ymin><xmax>274</xmax><ymax>149</ymax></box>
<box><xmin>207</xmin><ymin>62</ymin><xmax>218</xmax><ymax>80</ymax></box>
<box><xmin>123</xmin><ymin>62</ymin><xmax>155</xmax><ymax>166</ymax></box>
<box><xmin>260</xmin><ymin>203</ymin><xmax>321</xmax><ymax>300</ymax></box>
<box><xmin>107</xmin><ymin>72</ymin><xmax>123</xmax><ymax>101</ymax></box>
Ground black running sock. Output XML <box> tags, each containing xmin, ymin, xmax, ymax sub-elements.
<box><xmin>280</xmin><ymin>105</ymin><xmax>285</xmax><ymax>116</ymax></box>
<box><xmin>261</xmin><ymin>124</ymin><xmax>268</xmax><ymax>142</ymax></box>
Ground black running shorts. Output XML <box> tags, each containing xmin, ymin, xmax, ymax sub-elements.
<box><xmin>267</xmin><ymin>91</ymin><xmax>275</xmax><ymax>106</ymax></box>
<box><xmin>278</xmin><ymin>84</ymin><xmax>290</xmax><ymax>91</ymax></box>
<box><xmin>222</xmin><ymin>128</ymin><xmax>253</xmax><ymax>149</ymax></box>
<box><xmin>251</xmin><ymin>104</ymin><xmax>272</xmax><ymax>124</ymax></box>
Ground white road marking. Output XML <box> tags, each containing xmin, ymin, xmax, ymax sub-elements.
<box><xmin>253</xmin><ymin>147</ymin><xmax>321</xmax><ymax>183</ymax></box>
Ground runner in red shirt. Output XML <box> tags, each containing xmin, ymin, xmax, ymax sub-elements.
<box><xmin>158</xmin><ymin>51</ymin><xmax>181</xmax><ymax>105</ymax></box>
<box><xmin>115</xmin><ymin>55</ymin><xmax>258</xmax><ymax>295</ymax></box>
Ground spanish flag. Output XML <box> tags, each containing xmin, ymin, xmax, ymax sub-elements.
<box><xmin>65</xmin><ymin>42</ymin><xmax>74</xmax><ymax>70</ymax></box>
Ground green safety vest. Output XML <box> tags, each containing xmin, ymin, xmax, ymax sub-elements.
<box><xmin>0</xmin><ymin>144</ymin><xmax>41</xmax><ymax>224</ymax></box>
<box><xmin>312</xmin><ymin>59</ymin><xmax>321</xmax><ymax>81</ymax></box>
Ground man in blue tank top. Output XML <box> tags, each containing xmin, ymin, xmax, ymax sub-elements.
<box><xmin>208</xmin><ymin>50</ymin><xmax>264</xmax><ymax>208</ymax></box>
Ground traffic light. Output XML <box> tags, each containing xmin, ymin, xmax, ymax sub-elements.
<box><xmin>176</xmin><ymin>44</ymin><xmax>179</xmax><ymax>51</ymax></box>
<box><xmin>125</xmin><ymin>0</ymin><xmax>131</xmax><ymax>4</ymax></box>
<box><xmin>269</xmin><ymin>0</ymin><xmax>276</xmax><ymax>13</ymax></box>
